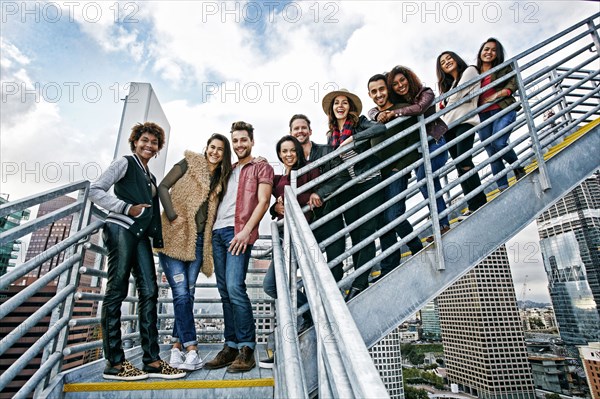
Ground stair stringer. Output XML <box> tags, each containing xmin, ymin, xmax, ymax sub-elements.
<box><xmin>351</xmin><ymin>122</ymin><xmax>600</xmax><ymax>348</ymax></box>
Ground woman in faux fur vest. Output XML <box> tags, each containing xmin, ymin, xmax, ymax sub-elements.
<box><xmin>157</xmin><ymin>133</ymin><xmax>232</xmax><ymax>371</ymax></box>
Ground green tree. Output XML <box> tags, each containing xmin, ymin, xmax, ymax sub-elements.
<box><xmin>529</xmin><ymin>317</ymin><xmax>545</xmax><ymax>329</ymax></box>
<box><xmin>544</xmin><ymin>394</ymin><xmax>561</xmax><ymax>399</ymax></box>
<box><xmin>408</xmin><ymin>351</ymin><xmax>425</xmax><ymax>365</ymax></box>
<box><xmin>405</xmin><ymin>386</ymin><xmax>429</xmax><ymax>399</ymax></box>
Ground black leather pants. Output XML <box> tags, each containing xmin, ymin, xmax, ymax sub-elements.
<box><xmin>101</xmin><ymin>223</ymin><xmax>160</xmax><ymax>366</ymax></box>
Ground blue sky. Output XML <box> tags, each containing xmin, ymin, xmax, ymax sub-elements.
<box><xmin>2</xmin><ymin>1</ymin><xmax>599</xmax><ymax>301</ymax></box>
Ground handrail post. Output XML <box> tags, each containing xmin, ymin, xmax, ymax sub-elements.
<box><xmin>271</xmin><ymin>222</ymin><xmax>308</xmax><ymax>399</ymax></box>
<box><xmin>418</xmin><ymin>115</ymin><xmax>445</xmax><ymax>270</ymax></box>
<box><xmin>35</xmin><ymin>185</ymin><xmax>91</xmax><ymax>396</ymax></box>
<box><xmin>587</xmin><ymin>19</ymin><xmax>600</xmax><ymax>53</ymax></box>
<box><xmin>513</xmin><ymin>60</ymin><xmax>552</xmax><ymax>191</ymax></box>
<box><xmin>287</xmin><ymin>171</ymin><xmax>298</xmax><ymax>312</ymax></box>
<box><xmin>549</xmin><ymin>69</ymin><xmax>574</xmax><ymax>124</ymax></box>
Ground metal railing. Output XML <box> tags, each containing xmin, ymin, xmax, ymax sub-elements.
<box><xmin>0</xmin><ymin>181</ymin><xmax>96</xmax><ymax>399</ymax></box>
<box><xmin>274</xmin><ymin>11</ymin><xmax>599</xmax><ymax>395</ymax></box>
<box><xmin>281</xmin><ymin>187</ymin><xmax>389</xmax><ymax>398</ymax></box>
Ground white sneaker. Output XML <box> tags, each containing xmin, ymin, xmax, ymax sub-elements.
<box><xmin>169</xmin><ymin>348</ymin><xmax>184</xmax><ymax>368</ymax></box>
<box><xmin>178</xmin><ymin>350</ymin><xmax>203</xmax><ymax>371</ymax></box>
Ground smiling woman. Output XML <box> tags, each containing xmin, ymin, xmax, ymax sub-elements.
<box><xmin>156</xmin><ymin>133</ymin><xmax>232</xmax><ymax>371</ymax></box>
<box><xmin>89</xmin><ymin>122</ymin><xmax>187</xmax><ymax>381</ymax></box>
<box><xmin>319</xmin><ymin>88</ymin><xmax>384</xmax><ymax>301</ymax></box>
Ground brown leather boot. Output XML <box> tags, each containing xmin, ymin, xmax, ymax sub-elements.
<box><xmin>203</xmin><ymin>344</ymin><xmax>239</xmax><ymax>370</ymax></box>
<box><xmin>226</xmin><ymin>346</ymin><xmax>256</xmax><ymax>373</ymax></box>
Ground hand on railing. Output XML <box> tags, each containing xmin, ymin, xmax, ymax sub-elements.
<box><xmin>308</xmin><ymin>193</ymin><xmax>323</xmax><ymax>210</ymax></box>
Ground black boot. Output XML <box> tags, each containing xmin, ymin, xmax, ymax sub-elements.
<box><xmin>514</xmin><ymin>167</ymin><xmax>526</xmax><ymax>181</ymax></box>
<box><xmin>345</xmin><ymin>287</ymin><xmax>362</xmax><ymax>302</ymax></box>
<box><xmin>298</xmin><ymin>312</ymin><xmax>314</xmax><ymax>334</ymax></box>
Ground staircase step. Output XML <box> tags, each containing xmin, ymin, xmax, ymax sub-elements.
<box><xmin>61</xmin><ymin>344</ymin><xmax>274</xmax><ymax>399</ymax></box>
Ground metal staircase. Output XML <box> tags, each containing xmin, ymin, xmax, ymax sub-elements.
<box><xmin>274</xmin><ymin>13</ymin><xmax>600</xmax><ymax>397</ymax></box>
<box><xmin>0</xmin><ymin>12</ymin><xmax>598</xmax><ymax>399</ymax></box>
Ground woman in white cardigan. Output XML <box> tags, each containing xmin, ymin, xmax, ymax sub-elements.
<box><xmin>436</xmin><ymin>51</ymin><xmax>487</xmax><ymax>214</ymax></box>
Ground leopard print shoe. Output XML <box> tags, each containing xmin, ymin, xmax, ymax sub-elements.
<box><xmin>103</xmin><ymin>360</ymin><xmax>148</xmax><ymax>381</ymax></box>
<box><xmin>143</xmin><ymin>359</ymin><xmax>187</xmax><ymax>379</ymax></box>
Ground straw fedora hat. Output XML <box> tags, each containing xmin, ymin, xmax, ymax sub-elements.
<box><xmin>321</xmin><ymin>88</ymin><xmax>363</xmax><ymax>116</ymax></box>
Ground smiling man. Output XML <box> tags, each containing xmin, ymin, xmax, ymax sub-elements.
<box><xmin>204</xmin><ymin>121</ymin><xmax>273</xmax><ymax>373</ymax></box>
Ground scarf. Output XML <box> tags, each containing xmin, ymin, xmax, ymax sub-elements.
<box><xmin>330</xmin><ymin>119</ymin><xmax>354</xmax><ymax>149</ymax></box>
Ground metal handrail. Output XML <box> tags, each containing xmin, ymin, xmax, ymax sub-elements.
<box><xmin>284</xmin><ymin>186</ymin><xmax>389</xmax><ymax>398</ymax></box>
<box><xmin>270</xmin><ymin>223</ymin><xmax>308</xmax><ymax>399</ymax></box>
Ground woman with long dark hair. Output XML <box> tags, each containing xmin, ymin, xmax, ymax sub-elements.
<box><xmin>436</xmin><ymin>51</ymin><xmax>487</xmax><ymax>214</ymax></box>
<box><xmin>476</xmin><ymin>38</ymin><xmax>526</xmax><ymax>191</ymax></box>
<box><xmin>383</xmin><ymin>65</ymin><xmax>451</xmax><ymax>240</ymax></box>
<box><xmin>157</xmin><ymin>133</ymin><xmax>232</xmax><ymax>371</ymax></box>
<box><xmin>261</xmin><ymin>135</ymin><xmax>319</xmax><ymax>346</ymax></box>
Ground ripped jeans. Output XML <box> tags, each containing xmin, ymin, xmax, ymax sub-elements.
<box><xmin>158</xmin><ymin>232</ymin><xmax>204</xmax><ymax>348</ymax></box>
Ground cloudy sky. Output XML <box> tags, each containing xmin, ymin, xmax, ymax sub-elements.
<box><xmin>2</xmin><ymin>1</ymin><xmax>598</xmax><ymax>302</ymax></box>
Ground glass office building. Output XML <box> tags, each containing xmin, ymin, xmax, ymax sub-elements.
<box><xmin>538</xmin><ymin>172</ymin><xmax>600</xmax><ymax>346</ymax></box>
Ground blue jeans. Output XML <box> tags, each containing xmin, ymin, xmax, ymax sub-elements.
<box><xmin>212</xmin><ymin>227</ymin><xmax>255</xmax><ymax>350</ymax></box>
<box><xmin>416</xmin><ymin>137</ymin><xmax>450</xmax><ymax>227</ymax></box>
<box><xmin>263</xmin><ymin>259</ymin><xmax>308</xmax><ymax>308</ymax></box>
<box><xmin>379</xmin><ymin>170</ymin><xmax>423</xmax><ymax>277</ymax></box>
<box><xmin>478</xmin><ymin>109</ymin><xmax>518</xmax><ymax>189</ymax></box>
<box><xmin>158</xmin><ymin>233</ymin><xmax>204</xmax><ymax>348</ymax></box>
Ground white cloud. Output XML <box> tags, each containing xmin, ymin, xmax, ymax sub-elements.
<box><xmin>1</xmin><ymin>38</ymin><xmax>116</xmax><ymax>199</ymax></box>
<box><xmin>1</xmin><ymin>37</ymin><xmax>36</xmax><ymax>128</ymax></box>
<box><xmin>60</xmin><ymin>1</ymin><xmax>149</xmax><ymax>62</ymax></box>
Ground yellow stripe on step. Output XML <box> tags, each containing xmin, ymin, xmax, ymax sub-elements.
<box><xmin>63</xmin><ymin>378</ymin><xmax>275</xmax><ymax>392</ymax></box>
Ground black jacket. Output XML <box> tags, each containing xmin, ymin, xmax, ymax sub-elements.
<box><xmin>317</xmin><ymin>116</ymin><xmax>384</xmax><ymax>197</ymax></box>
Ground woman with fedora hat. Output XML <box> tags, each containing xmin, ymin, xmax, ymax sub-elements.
<box><xmin>320</xmin><ymin>88</ymin><xmax>385</xmax><ymax>301</ymax></box>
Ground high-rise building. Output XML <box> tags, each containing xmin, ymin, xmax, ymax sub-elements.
<box><xmin>578</xmin><ymin>342</ymin><xmax>600</xmax><ymax>399</ymax></box>
<box><xmin>537</xmin><ymin>172</ymin><xmax>600</xmax><ymax>347</ymax></box>
<box><xmin>24</xmin><ymin>195</ymin><xmax>77</xmax><ymax>282</ymax></box>
<box><xmin>246</xmin><ymin>256</ymin><xmax>275</xmax><ymax>344</ymax></box>
<box><xmin>437</xmin><ymin>245</ymin><xmax>536</xmax><ymax>398</ymax></box>
<box><xmin>421</xmin><ymin>299</ymin><xmax>442</xmax><ymax>341</ymax></box>
<box><xmin>369</xmin><ymin>326</ymin><xmax>404</xmax><ymax>399</ymax></box>
<box><xmin>0</xmin><ymin>195</ymin><xmax>30</xmax><ymax>277</ymax></box>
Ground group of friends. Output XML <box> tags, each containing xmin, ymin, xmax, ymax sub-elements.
<box><xmin>89</xmin><ymin>37</ymin><xmax>527</xmax><ymax>381</ymax></box>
